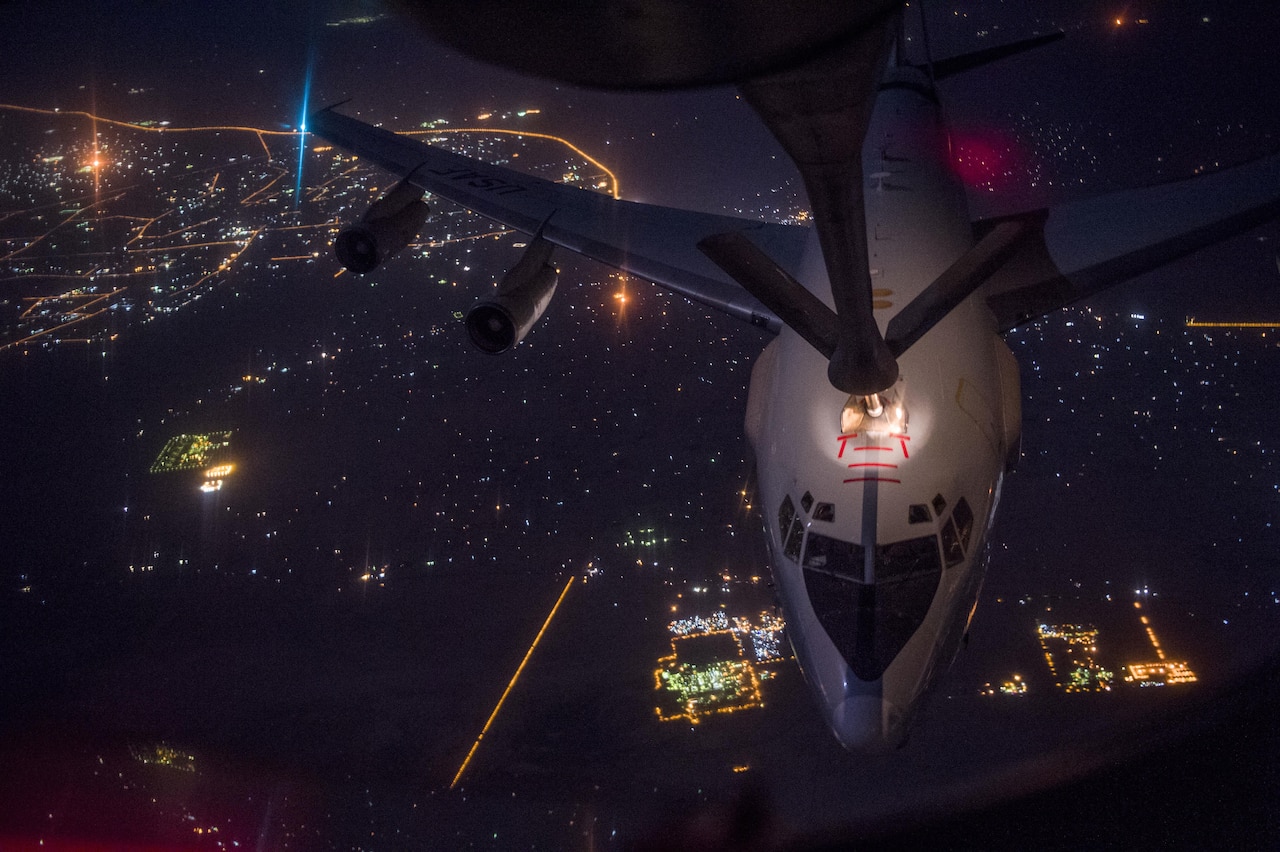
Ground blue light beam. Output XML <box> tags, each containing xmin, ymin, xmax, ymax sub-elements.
<box><xmin>294</xmin><ymin>47</ymin><xmax>316</xmax><ymax>207</ymax></box>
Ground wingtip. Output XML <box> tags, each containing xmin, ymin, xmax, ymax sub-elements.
<box><xmin>311</xmin><ymin>98</ymin><xmax>353</xmax><ymax>118</ymax></box>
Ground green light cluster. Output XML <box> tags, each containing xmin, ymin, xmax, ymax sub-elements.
<box><xmin>150</xmin><ymin>431</ymin><xmax>231</xmax><ymax>474</ymax></box>
<box><xmin>622</xmin><ymin>527</ymin><xmax>669</xmax><ymax>548</ymax></box>
<box><xmin>662</xmin><ymin>660</ymin><xmax>743</xmax><ymax>698</ymax></box>
<box><xmin>1067</xmin><ymin>665</ymin><xmax>1113</xmax><ymax>691</ymax></box>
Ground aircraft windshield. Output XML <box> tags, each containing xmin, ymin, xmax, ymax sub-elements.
<box><xmin>801</xmin><ymin>532</ymin><xmax>943</xmax><ymax>680</ymax></box>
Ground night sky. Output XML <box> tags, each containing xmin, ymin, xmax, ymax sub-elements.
<box><xmin>0</xmin><ymin>1</ymin><xmax>1278</xmax><ymax>848</ymax></box>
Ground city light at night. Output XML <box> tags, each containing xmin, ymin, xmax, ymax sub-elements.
<box><xmin>150</xmin><ymin>432</ymin><xmax>232</xmax><ymax>474</ymax></box>
<box><xmin>0</xmin><ymin>103</ymin><xmax>618</xmax><ymax>352</ymax></box>
<box><xmin>1037</xmin><ymin>623</ymin><xmax>1114</xmax><ymax>693</ymax></box>
<box><xmin>1123</xmin><ymin>601</ymin><xmax>1198</xmax><ymax>686</ymax></box>
<box><xmin>980</xmin><ymin>674</ymin><xmax>1028</xmax><ymax>697</ymax></box>
<box><xmin>129</xmin><ymin>742</ymin><xmax>197</xmax><ymax>773</ymax></box>
<box><xmin>654</xmin><ymin>609</ymin><xmax>785</xmax><ymax>724</ymax></box>
<box><xmin>0</xmin><ymin>3</ymin><xmax>1276</xmax><ymax>847</ymax></box>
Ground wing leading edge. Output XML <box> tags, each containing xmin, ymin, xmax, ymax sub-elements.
<box><xmin>311</xmin><ymin>109</ymin><xmax>1280</xmax><ymax>340</ymax></box>
<box><xmin>309</xmin><ymin>108</ymin><xmax>808</xmax><ymax>332</ymax></box>
<box><xmin>977</xmin><ymin>151</ymin><xmax>1280</xmax><ymax>330</ymax></box>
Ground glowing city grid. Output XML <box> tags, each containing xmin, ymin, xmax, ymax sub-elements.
<box><xmin>149</xmin><ymin>431</ymin><xmax>232</xmax><ymax>474</ymax></box>
<box><xmin>1031</xmin><ymin>600</ymin><xmax>1196</xmax><ymax>694</ymax></box>
<box><xmin>654</xmin><ymin>609</ymin><xmax>787</xmax><ymax>724</ymax></box>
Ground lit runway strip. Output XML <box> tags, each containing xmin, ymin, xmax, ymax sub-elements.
<box><xmin>449</xmin><ymin>575</ymin><xmax>576</xmax><ymax>790</ymax></box>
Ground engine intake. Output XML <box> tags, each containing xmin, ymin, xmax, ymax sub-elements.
<box><xmin>466</xmin><ymin>236</ymin><xmax>558</xmax><ymax>353</ymax></box>
<box><xmin>334</xmin><ymin>177</ymin><xmax>429</xmax><ymax>274</ymax></box>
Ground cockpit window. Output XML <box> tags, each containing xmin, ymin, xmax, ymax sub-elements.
<box><xmin>801</xmin><ymin>531</ymin><xmax>864</xmax><ymax>580</ymax></box>
<box><xmin>932</xmin><ymin>493</ymin><xmax>947</xmax><ymax>515</ymax></box>
<box><xmin>779</xmin><ymin>495</ymin><xmax>796</xmax><ymax>534</ymax></box>
<box><xmin>779</xmin><ymin>495</ymin><xmax>804</xmax><ymax>562</ymax></box>
<box><xmin>940</xmin><ymin>496</ymin><xmax>974</xmax><ymax>568</ymax></box>
<box><xmin>813</xmin><ymin>502</ymin><xmax>835</xmax><ymax>522</ymax></box>
<box><xmin>784</xmin><ymin>516</ymin><xmax>805</xmax><ymax>562</ymax></box>
<box><xmin>908</xmin><ymin>503</ymin><xmax>931</xmax><ymax>524</ymax></box>
<box><xmin>879</xmin><ymin>535</ymin><xmax>943</xmax><ymax>581</ymax></box>
<box><xmin>800</xmin><ymin>491</ymin><xmax>814</xmax><ymax>513</ymax></box>
<box><xmin>952</xmin><ymin>496</ymin><xmax>974</xmax><ymax>550</ymax></box>
<box><xmin>801</xmin><ymin>533</ymin><xmax>943</xmax><ymax>681</ymax></box>
<box><xmin>941</xmin><ymin>517</ymin><xmax>965</xmax><ymax>567</ymax></box>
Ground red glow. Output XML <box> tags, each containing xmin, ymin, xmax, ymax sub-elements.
<box><xmin>949</xmin><ymin>129</ymin><xmax>1023</xmax><ymax>190</ymax></box>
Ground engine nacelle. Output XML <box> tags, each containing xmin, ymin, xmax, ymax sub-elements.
<box><xmin>334</xmin><ymin>177</ymin><xmax>429</xmax><ymax>274</ymax></box>
<box><xmin>465</xmin><ymin>236</ymin><xmax>558</xmax><ymax>353</ymax></box>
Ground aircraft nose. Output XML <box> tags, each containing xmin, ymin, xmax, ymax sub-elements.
<box><xmin>831</xmin><ymin>693</ymin><xmax>908</xmax><ymax>752</ymax></box>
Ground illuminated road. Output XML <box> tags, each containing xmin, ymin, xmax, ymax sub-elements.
<box><xmin>420</xmin><ymin>228</ymin><xmax>513</xmax><ymax>249</ymax></box>
<box><xmin>403</xmin><ymin>127</ymin><xmax>620</xmax><ymax>198</ymax></box>
<box><xmin>0</xmin><ymin>106</ymin><xmax>616</xmax><ymax>193</ymax></box>
<box><xmin>0</xmin><ymin>193</ymin><xmax>124</xmax><ymax>262</ymax></box>
<box><xmin>450</xmin><ymin>576</ymin><xmax>576</xmax><ymax>790</ymax></box>
<box><xmin>5</xmin><ymin>287</ymin><xmax>128</xmax><ymax>350</ymax></box>
<box><xmin>1186</xmin><ymin>317</ymin><xmax>1280</xmax><ymax>329</ymax></box>
<box><xmin>0</xmin><ymin>102</ymin><xmax>300</xmax><ymax>138</ymax></box>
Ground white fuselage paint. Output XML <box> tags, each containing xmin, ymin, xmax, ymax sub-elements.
<box><xmin>745</xmin><ymin>67</ymin><xmax>1021</xmax><ymax>750</ymax></box>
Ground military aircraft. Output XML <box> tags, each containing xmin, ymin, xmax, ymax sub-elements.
<box><xmin>310</xmin><ymin>10</ymin><xmax>1280</xmax><ymax>750</ymax></box>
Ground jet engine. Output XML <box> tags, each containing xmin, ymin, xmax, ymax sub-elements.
<box><xmin>465</xmin><ymin>236</ymin><xmax>558</xmax><ymax>353</ymax></box>
<box><xmin>334</xmin><ymin>177</ymin><xmax>430</xmax><ymax>274</ymax></box>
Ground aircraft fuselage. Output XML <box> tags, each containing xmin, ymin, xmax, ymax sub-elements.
<box><xmin>746</xmin><ymin>67</ymin><xmax>1021</xmax><ymax>749</ymax></box>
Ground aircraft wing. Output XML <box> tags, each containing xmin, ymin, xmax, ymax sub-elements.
<box><xmin>977</xmin><ymin>152</ymin><xmax>1280</xmax><ymax>330</ymax></box>
<box><xmin>310</xmin><ymin>108</ymin><xmax>806</xmax><ymax>333</ymax></box>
